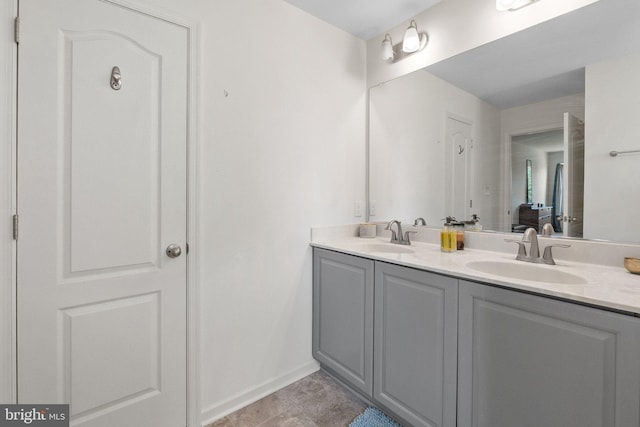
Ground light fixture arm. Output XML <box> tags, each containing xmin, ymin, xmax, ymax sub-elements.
<box><xmin>496</xmin><ymin>0</ymin><xmax>538</xmax><ymax>11</ymax></box>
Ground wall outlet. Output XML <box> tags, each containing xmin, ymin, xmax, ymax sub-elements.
<box><xmin>369</xmin><ymin>202</ymin><xmax>376</xmax><ymax>217</ymax></box>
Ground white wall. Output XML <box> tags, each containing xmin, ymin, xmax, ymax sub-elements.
<box><xmin>0</xmin><ymin>0</ymin><xmax>17</xmax><ymax>405</ymax></box>
<box><xmin>124</xmin><ymin>0</ymin><xmax>367</xmax><ymax>423</ymax></box>
<box><xmin>0</xmin><ymin>0</ymin><xmax>367</xmax><ymax>423</ymax></box>
<box><xmin>369</xmin><ymin>69</ymin><xmax>501</xmax><ymax>228</ymax></box>
<box><xmin>366</xmin><ymin>0</ymin><xmax>599</xmax><ymax>87</ymax></box>
<box><xmin>201</xmin><ymin>4</ymin><xmax>366</xmax><ymax>421</ymax></box>
<box><xmin>584</xmin><ymin>53</ymin><xmax>640</xmax><ymax>242</ymax></box>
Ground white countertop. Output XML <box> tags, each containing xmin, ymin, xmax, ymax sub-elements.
<box><xmin>311</xmin><ymin>233</ymin><xmax>640</xmax><ymax>316</ymax></box>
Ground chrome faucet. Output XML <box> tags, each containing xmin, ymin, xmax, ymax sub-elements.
<box><xmin>385</xmin><ymin>220</ymin><xmax>416</xmax><ymax>245</ymax></box>
<box><xmin>523</xmin><ymin>228</ymin><xmax>540</xmax><ymax>258</ymax></box>
<box><xmin>505</xmin><ymin>227</ymin><xmax>570</xmax><ymax>265</ymax></box>
<box><xmin>414</xmin><ymin>217</ymin><xmax>427</xmax><ymax>226</ymax></box>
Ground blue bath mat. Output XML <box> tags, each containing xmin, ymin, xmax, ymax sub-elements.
<box><xmin>349</xmin><ymin>407</ymin><xmax>403</xmax><ymax>427</ymax></box>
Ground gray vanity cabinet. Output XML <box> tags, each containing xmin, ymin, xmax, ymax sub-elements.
<box><xmin>374</xmin><ymin>262</ymin><xmax>458</xmax><ymax>427</ymax></box>
<box><xmin>312</xmin><ymin>248</ymin><xmax>374</xmax><ymax>396</ymax></box>
<box><xmin>457</xmin><ymin>280</ymin><xmax>640</xmax><ymax>427</ymax></box>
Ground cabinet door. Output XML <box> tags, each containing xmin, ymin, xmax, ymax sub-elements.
<box><xmin>313</xmin><ymin>248</ymin><xmax>374</xmax><ymax>396</ymax></box>
<box><xmin>458</xmin><ymin>280</ymin><xmax>640</xmax><ymax>427</ymax></box>
<box><xmin>374</xmin><ymin>262</ymin><xmax>458</xmax><ymax>427</ymax></box>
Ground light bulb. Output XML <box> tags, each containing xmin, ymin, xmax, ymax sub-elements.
<box><xmin>381</xmin><ymin>34</ymin><xmax>394</xmax><ymax>61</ymax></box>
<box><xmin>402</xmin><ymin>21</ymin><xmax>420</xmax><ymax>53</ymax></box>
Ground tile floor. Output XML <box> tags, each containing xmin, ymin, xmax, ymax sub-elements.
<box><xmin>206</xmin><ymin>370</ymin><xmax>369</xmax><ymax>427</ymax></box>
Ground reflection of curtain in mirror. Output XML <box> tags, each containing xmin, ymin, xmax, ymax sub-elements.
<box><xmin>552</xmin><ymin>163</ymin><xmax>564</xmax><ymax>232</ymax></box>
<box><xmin>526</xmin><ymin>159</ymin><xmax>533</xmax><ymax>205</ymax></box>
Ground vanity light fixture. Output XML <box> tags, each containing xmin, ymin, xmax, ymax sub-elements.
<box><xmin>381</xmin><ymin>34</ymin><xmax>394</xmax><ymax>61</ymax></box>
<box><xmin>402</xmin><ymin>20</ymin><xmax>428</xmax><ymax>53</ymax></box>
<box><xmin>381</xmin><ymin>20</ymin><xmax>428</xmax><ymax>63</ymax></box>
<box><xmin>496</xmin><ymin>0</ymin><xmax>538</xmax><ymax>11</ymax></box>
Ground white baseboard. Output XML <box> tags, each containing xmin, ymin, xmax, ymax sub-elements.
<box><xmin>200</xmin><ymin>359</ymin><xmax>320</xmax><ymax>427</ymax></box>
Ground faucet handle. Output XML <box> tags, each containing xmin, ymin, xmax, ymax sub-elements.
<box><xmin>522</xmin><ymin>227</ymin><xmax>538</xmax><ymax>242</ymax></box>
<box><xmin>541</xmin><ymin>244</ymin><xmax>571</xmax><ymax>265</ymax></box>
<box><xmin>403</xmin><ymin>231</ymin><xmax>417</xmax><ymax>245</ymax></box>
<box><xmin>505</xmin><ymin>239</ymin><xmax>528</xmax><ymax>259</ymax></box>
<box><xmin>541</xmin><ymin>223</ymin><xmax>555</xmax><ymax>236</ymax></box>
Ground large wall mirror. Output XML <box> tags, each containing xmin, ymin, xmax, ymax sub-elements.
<box><xmin>368</xmin><ymin>0</ymin><xmax>640</xmax><ymax>243</ymax></box>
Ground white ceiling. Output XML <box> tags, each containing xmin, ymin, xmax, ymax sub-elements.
<box><xmin>283</xmin><ymin>0</ymin><xmax>441</xmax><ymax>40</ymax></box>
<box><xmin>283</xmin><ymin>0</ymin><xmax>640</xmax><ymax>109</ymax></box>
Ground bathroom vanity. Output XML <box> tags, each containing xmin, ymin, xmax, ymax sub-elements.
<box><xmin>311</xmin><ymin>226</ymin><xmax>640</xmax><ymax>427</ymax></box>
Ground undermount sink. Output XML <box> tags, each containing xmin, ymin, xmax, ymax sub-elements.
<box><xmin>465</xmin><ymin>260</ymin><xmax>587</xmax><ymax>285</ymax></box>
<box><xmin>360</xmin><ymin>243</ymin><xmax>414</xmax><ymax>254</ymax></box>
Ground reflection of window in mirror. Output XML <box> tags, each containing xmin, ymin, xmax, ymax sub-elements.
<box><xmin>526</xmin><ymin>159</ymin><xmax>533</xmax><ymax>204</ymax></box>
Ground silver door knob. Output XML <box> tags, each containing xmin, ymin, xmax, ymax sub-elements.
<box><xmin>166</xmin><ymin>244</ymin><xmax>182</xmax><ymax>258</ymax></box>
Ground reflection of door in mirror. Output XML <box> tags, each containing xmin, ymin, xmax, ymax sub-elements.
<box><xmin>563</xmin><ymin>113</ymin><xmax>585</xmax><ymax>238</ymax></box>
<box><xmin>511</xmin><ymin>129</ymin><xmax>563</xmax><ymax>232</ymax></box>
<box><xmin>445</xmin><ymin>116</ymin><xmax>472</xmax><ymax>221</ymax></box>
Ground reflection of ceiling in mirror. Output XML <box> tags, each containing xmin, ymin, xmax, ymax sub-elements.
<box><xmin>512</xmin><ymin>130</ymin><xmax>563</xmax><ymax>153</ymax></box>
<box><xmin>426</xmin><ymin>0</ymin><xmax>640</xmax><ymax>108</ymax></box>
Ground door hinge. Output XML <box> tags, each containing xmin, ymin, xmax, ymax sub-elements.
<box><xmin>12</xmin><ymin>215</ymin><xmax>18</xmax><ymax>240</ymax></box>
<box><xmin>14</xmin><ymin>17</ymin><xmax>20</xmax><ymax>44</ymax></box>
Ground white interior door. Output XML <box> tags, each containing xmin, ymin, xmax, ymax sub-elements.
<box><xmin>17</xmin><ymin>1</ymin><xmax>188</xmax><ymax>426</ymax></box>
<box><xmin>563</xmin><ymin>113</ymin><xmax>585</xmax><ymax>238</ymax></box>
<box><xmin>445</xmin><ymin>117</ymin><xmax>472</xmax><ymax>221</ymax></box>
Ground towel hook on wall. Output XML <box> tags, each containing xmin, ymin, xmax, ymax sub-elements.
<box><xmin>110</xmin><ymin>66</ymin><xmax>122</xmax><ymax>90</ymax></box>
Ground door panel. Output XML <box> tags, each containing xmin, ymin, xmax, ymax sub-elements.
<box><xmin>445</xmin><ymin>117</ymin><xmax>472</xmax><ymax>220</ymax></box>
<box><xmin>62</xmin><ymin>293</ymin><xmax>161</xmax><ymax>417</ymax></box>
<box><xmin>458</xmin><ymin>281</ymin><xmax>640</xmax><ymax>427</ymax></box>
<box><xmin>17</xmin><ymin>1</ymin><xmax>188</xmax><ymax>426</ymax></box>
<box><xmin>66</xmin><ymin>31</ymin><xmax>161</xmax><ymax>274</ymax></box>
<box><xmin>374</xmin><ymin>262</ymin><xmax>458</xmax><ymax>427</ymax></box>
<box><xmin>312</xmin><ymin>249</ymin><xmax>374</xmax><ymax>396</ymax></box>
